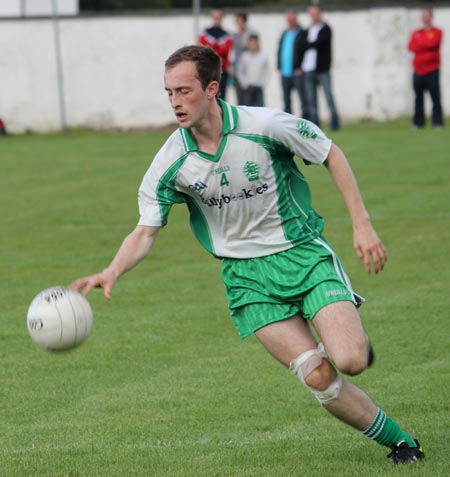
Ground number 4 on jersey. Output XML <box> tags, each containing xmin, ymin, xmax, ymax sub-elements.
<box><xmin>220</xmin><ymin>173</ymin><xmax>230</xmax><ymax>187</ymax></box>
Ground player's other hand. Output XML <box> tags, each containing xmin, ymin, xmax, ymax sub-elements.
<box><xmin>70</xmin><ymin>270</ymin><xmax>117</xmax><ymax>300</ymax></box>
<box><xmin>353</xmin><ymin>222</ymin><xmax>388</xmax><ymax>275</ymax></box>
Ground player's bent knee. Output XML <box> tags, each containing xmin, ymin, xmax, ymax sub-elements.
<box><xmin>303</xmin><ymin>360</ymin><xmax>336</xmax><ymax>390</ymax></box>
<box><xmin>289</xmin><ymin>344</ymin><xmax>343</xmax><ymax>405</ymax></box>
<box><xmin>334</xmin><ymin>353</ymin><xmax>368</xmax><ymax>376</ymax></box>
<box><xmin>332</xmin><ymin>340</ymin><xmax>371</xmax><ymax>376</ymax></box>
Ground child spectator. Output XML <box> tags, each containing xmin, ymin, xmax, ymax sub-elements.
<box><xmin>237</xmin><ymin>34</ymin><xmax>270</xmax><ymax>107</ymax></box>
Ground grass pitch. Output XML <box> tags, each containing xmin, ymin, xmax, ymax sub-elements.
<box><xmin>1</xmin><ymin>120</ymin><xmax>449</xmax><ymax>476</ymax></box>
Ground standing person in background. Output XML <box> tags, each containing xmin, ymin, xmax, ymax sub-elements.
<box><xmin>0</xmin><ymin>118</ymin><xmax>7</xmax><ymax>135</ymax></box>
<box><xmin>296</xmin><ymin>4</ymin><xmax>340</xmax><ymax>131</ymax></box>
<box><xmin>237</xmin><ymin>34</ymin><xmax>270</xmax><ymax>107</ymax></box>
<box><xmin>232</xmin><ymin>12</ymin><xmax>257</xmax><ymax>104</ymax></box>
<box><xmin>277</xmin><ymin>10</ymin><xmax>307</xmax><ymax>116</ymax></box>
<box><xmin>408</xmin><ymin>7</ymin><xmax>444</xmax><ymax>128</ymax></box>
<box><xmin>199</xmin><ymin>9</ymin><xmax>233</xmax><ymax>101</ymax></box>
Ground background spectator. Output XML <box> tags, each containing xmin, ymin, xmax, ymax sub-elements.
<box><xmin>232</xmin><ymin>12</ymin><xmax>258</xmax><ymax>104</ymax></box>
<box><xmin>0</xmin><ymin>118</ymin><xmax>7</xmax><ymax>135</ymax></box>
<box><xmin>408</xmin><ymin>7</ymin><xmax>444</xmax><ymax>128</ymax></box>
<box><xmin>297</xmin><ymin>4</ymin><xmax>340</xmax><ymax>131</ymax></box>
<box><xmin>277</xmin><ymin>10</ymin><xmax>307</xmax><ymax>116</ymax></box>
<box><xmin>237</xmin><ymin>34</ymin><xmax>270</xmax><ymax>107</ymax></box>
<box><xmin>199</xmin><ymin>9</ymin><xmax>233</xmax><ymax>100</ymax></box>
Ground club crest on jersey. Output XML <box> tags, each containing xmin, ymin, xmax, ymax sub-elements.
<box><xmin>243</xmin><ymin>161</ymin><xmax>260</xmax><ymax>182</ymax></box>
<box><xmin>296</xmin><ymin>120</ymin><xmax>318</xmax><ymax>139</ymax></box>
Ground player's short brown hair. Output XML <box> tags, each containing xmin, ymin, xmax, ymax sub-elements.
<box><xmin>165</xmin><ymin>45</ymin><xmax>221</xmax><ymax>90</ymax></box>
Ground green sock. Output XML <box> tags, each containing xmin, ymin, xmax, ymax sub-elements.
<box><xmin>362</xmin><ymin>407</ymin><xmax>416</xmax><ymax>449</ymax></box>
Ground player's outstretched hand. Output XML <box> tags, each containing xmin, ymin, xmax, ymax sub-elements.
<box><xmin>353</xmin><ymin>222</ymin><xmax>388</xmax><ymax>275</ymax></box>
<box><xmin>70</xmin><ymin>269</ymin><xmax>117</xmax><ymax>300</ymax></box>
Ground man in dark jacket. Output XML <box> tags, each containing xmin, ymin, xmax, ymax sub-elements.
<box><xmin>295</xmin><ymin>5</ymin><xmax>340</xmax><ymax>130</ymax></box>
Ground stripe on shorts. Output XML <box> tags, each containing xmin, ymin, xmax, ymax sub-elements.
<box><xmin>313</xmin><ymin>236</ymin><xmax>359</xmax><ymax>305</ymax></box>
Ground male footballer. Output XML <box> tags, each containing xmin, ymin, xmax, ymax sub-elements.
<box><xmin>71</xmin><ymin>45</ymin><xmax>424</xmax><ymax>464</ymax></box>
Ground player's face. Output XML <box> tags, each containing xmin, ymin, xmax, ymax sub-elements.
<box><xmin>164</xmin><ymin>61</ymin><xmax>214</xmax><ymax>129</ymax></box>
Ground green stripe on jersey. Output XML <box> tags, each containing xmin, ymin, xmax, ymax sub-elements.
<box><xmin>232</xmin><ymin>132</ymin><xmax>323</xmax><ymax>244</ymax></box>
<box><xmin>186</xmin><ymin>198</ymin><xmax>215</xmax><ymax>255</ymax></box>
<box><xmin>155</xmin><ymin>154</ymin><xmax>189</xmax><ymax>225</ymax></box>
<box><xmin>233</xmin><ymin>132</ymin><xmax>289</xmax><ymax>156</ymax></box>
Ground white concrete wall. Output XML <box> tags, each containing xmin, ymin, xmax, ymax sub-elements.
<box><xmin>0</xmin><ymin>7</ymin><xmax>449</xmax><ymax>133</ymax></box>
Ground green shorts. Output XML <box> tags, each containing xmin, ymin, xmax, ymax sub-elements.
<box><xmin>221</xmin><ymin>236</ymin><xmax>364</xmax><ymax>338</ymax></box>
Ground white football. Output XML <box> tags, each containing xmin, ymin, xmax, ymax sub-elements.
<box><xmin>27</xmin><ymin>286</ymin><xmax>93</xmax><ymax>351</ymax></box>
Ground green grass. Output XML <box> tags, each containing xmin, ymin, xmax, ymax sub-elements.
<box><xmin>1</xmin><ymin>120</ymin><xmax>449</xmax><ymax>476</ymax></box>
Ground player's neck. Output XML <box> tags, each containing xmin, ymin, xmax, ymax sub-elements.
<box><xmin>190</xmin><ymin>100</ymin><xmax>223</xmax><ymax>155</ymax></box>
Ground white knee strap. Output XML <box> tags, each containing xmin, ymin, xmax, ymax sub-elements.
<box><xmin>289</xmin><ymin>345</ymin><xmax>327</xmax><ymax>384</ymax></box>
<box><xmin>289</xmin><ymin>343</ymin><xmax>343</xmax><ymax>405</ymax></box>
<box><xmin>313</xmin><ymin>375</ymin><xmax>343</xmax><ymax>405</ymax></box>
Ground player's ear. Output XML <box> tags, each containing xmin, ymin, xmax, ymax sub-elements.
<box><xmin>206</xmin><ymin>81</ymin><xmax>219</xmax><ymax>99</ymax></box>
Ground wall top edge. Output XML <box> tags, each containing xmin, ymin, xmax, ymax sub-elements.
<box><xmin>2</xmin><ymin>3</ymin><xmax>450</xmax><ymax>22</ymax></box>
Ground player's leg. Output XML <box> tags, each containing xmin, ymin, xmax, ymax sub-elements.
<box><xmin>222</xmin><ymin>246</ymin><xmax>423</xmax><ymax>462</ymax></box>
<box><xmin>257</xmin><ymin>308</ymin><xmax>423</xmax><ymax>462</ymax></box>
<box><xmin>309</xmin><ymin>301</ymin><xmax>423</xmax><ymax>461</ymax></box>
<box><xmin>312</xmin><ymin>301</ymin><xmax>370</xmax><ymax>375</ymax></box>
<box><xmin>255</xmin><ymin>310</ymin><xmax>376</xmax><ymax>431</ymax></box>
<box><xmin>254</xmin><ymin>314</ymin><xmax>318</xmax><ymax>367</ymax></box>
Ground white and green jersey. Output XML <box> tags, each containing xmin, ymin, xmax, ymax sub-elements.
<box><xmin>138</xmin><ymin>100</ymin><xmax>332</xmax><ymax>259</ymax></box>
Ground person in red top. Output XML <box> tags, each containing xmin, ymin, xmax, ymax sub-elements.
<box><xmin>408</xmin><ymin>7</ymin><xmax>444</xmax><ymax>128</ymax></box>
<box><xmin>199</xmin><ymin>9</ymin><xmax>233</xmax><ymax>101</ymax></box>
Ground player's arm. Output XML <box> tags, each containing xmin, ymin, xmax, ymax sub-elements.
<box><xmin>70</xmin><ymin>225</ymin><xmax>160</xmax><ymax>299</ymax></box>
<box><xmin>324</xmin><ymin>143</ymin><xmax>387</xmax><ymax>275</ymax></box>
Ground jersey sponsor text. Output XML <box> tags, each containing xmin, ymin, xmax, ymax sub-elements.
<box><xmin>202</xmin><ymin>183</ymin><xmax>269</xmax><ymax>209</ymax></box>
